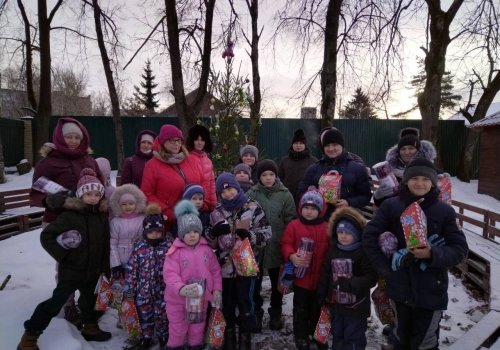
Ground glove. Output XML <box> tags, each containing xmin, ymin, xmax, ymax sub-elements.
<box><xmin>210</xmin><ymin>222</ymin><xmax>231</xmax><ymax>238</ymax></box>
<box><xmin>391</xmin><ymin>248</ymin><xmax>415</xmax><ymax>271</ymax></box>
<box><xmin>235</xmin><ymin>229</ymin><xmax>251</xmax><ymax>240</ymax></box>
<box><xmin>373</xmin><ymin>182</ymin><xmax>396</xmax><ymax>200</ymax></box>
<box><xmin>111</xmin><ymin>266</ymin><xmax>125</xmax><ymax>279</ymax></box>
<box><xmin>179</xmin><ymin>283</ymin><xmax>202</xmax><ymax>298</ymax></box>
<box><xmin>334</xmin><ymin>277</ymin><xmax>351</xmax><ymax>293</ymax></box>
<box><xmin>211</xmin><ymin>290</ymin><xmax>222</xmax><ymax>309</ymax></box>
<box><xmin>419</xmin><ymin>234</ymin><xmax>446</xmax><ymax>271</ymax></box>
<box><xmin>46</xmin><ymin>191</ymin><xmax>71</xmax><ymax>210</ymax></box>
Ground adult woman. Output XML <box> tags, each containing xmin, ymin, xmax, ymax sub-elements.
<box><xmin>236</xmin><ymin>145</ymin><xmax>259</xmax><ymax>183</ymax></box>
<box><xmin>185</xmin><ymin>125</ymin><xmax>216</xmax><ymax>211</ymax></box>
<box><xmin>296</xmin><ymin>128</ymin><xmax>372</xmax><ymax>220</ymax></box>
<box><xmin>141</xmin><ymin>124</ymin><xmax>205</xmax><ymax>232</ymax></box>
<box><xmin>120</xmin><ymin>130</ymin><xmax>156</xmax><ymax>187</ymax></box>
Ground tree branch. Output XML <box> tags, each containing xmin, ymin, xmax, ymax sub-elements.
<box><xmin>47</xmin><ymin>0</ymin><xmax>63</xmax><ymax>24</ymax></box>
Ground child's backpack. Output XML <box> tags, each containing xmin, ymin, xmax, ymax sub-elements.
<box><xmin>318</xmin><ymin>170</ymin><xmax>342</xmax><ymax>204</ymax></box>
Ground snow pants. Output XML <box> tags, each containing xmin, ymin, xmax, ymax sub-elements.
<box><xmin>222</xmin><ymin>276</ymin><xmax>257</xmax><ymax>332</ymax></box>
<box><xmin>166</xmin><ymin>302</ymin><xmax>207</xmax><ymax>347</ymax></box>
<box><xmin>292</xmin><ymin>286</ymin><xmax>321</xmax><ymax>340</ymax></box>
<box><xmin>136</xmin><ymin>295</ymin><xmax>168</xmax><ymax>339</ymax></box>
<box><xmin>330</xmin><ymin>314</ymin><xmax>368</xmax><ymax>350</ymax></box>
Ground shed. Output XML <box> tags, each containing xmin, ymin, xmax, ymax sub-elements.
<box><xmin>468</xmin><ymin>111</ymin><xmax>500</xmax><ymax>200</ymax></box>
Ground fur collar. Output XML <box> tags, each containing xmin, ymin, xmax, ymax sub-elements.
<box><xmin>63</xmin><ymin>197</ymin><xmax>108</xmax><ymax>213</ymax></box>
<box><xmin>385</xmin><ymin>140</ymin><xmax>437</xmax><ymax>169</ymax></box>
<box><xmin>327</xmin><ymin>207</ymin><xmax>367</xmax><ymax>242</ymax></box>
<box><xmin>39</xmin><ymin>143</ymin><xmax>94</xmax><ymax>158</ymax></box>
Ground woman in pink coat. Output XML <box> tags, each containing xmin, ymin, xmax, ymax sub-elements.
<box><xmin>185</xmin><ymin>125</ymin><xmax>217</xmax><ymax>211</ymax></box>
<box><xmin>163</xmin><ymin>200</ymin><xmax>222</xmax><ymax>350</ymax></box>
<box><xmin>141</xmin><ymin>125</ymin><xmax>205</xmax><ymax>232</ymax></box>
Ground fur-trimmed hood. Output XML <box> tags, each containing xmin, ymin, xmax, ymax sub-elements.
<box><xmin>63</xmin><ymin>197</ymin><xmax>108</xmax><ymax>213</ymax></box>
<box><xmin>385</xmin><ymin>140</ymin><xmax>437</xmax><ymax>169</ymax></box>
<box><xmin>39</xmin><ymin>143</ymin><xmax>94</xmax><ymax>158</ymax></box>
<box><xmin>327</xmin><ymin>207</ymin><xmax>367</xmax><ymax>243</ymax></box>
<box><xmin>108</xmin><ymin>184</ymin><xmax>146</xmax><ymax>216</ymax></box>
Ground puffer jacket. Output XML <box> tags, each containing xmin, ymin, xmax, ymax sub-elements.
<box><xmin>317</xmin><ymin>207</ymin><xmax>378</xmax><ymax>318</ymax></box>
<box><xmin>121</xmin><ymin>130</ymin><xmax>156</xmax><ymax>187</ymax></box>
<box><xmin>40</xmin><ymin>197</ymin><xmax>110</xmax><ymax>281</ymax></box>
<box><xmin>278</xmin><ymin>147</ymin><xmax>318</xmax><ymax>199</ymax></box>
<box><xmin>190</xmin><ymin>150</ymin><xmax>217</xmax><ymax>211</ymax></box>
<box><xmin>363</xmin><ymin>185</ymin><xmax>469</xmax><ymax>310</ymax></box>
<box><xmin>247</xmin><ymin>181</ymin><xmax>297</xmax><ymax>269</ymax></box>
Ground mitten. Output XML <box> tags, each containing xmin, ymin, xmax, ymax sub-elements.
<box><xmin>46</xmin><ymin>191</ymin><xmax>70</xmax><ymax>210</ymax></box>
<box><xmin>391</xmin><ymin>249</ymin><xmax>414</xmax><ymax>271</ymax></box>
<box><xmin>210</xmin><ymin>222</ymin><xmax>231</xmax><ymax>238</ymax></box>
<box><xmin>373</xmin><ymin>182</ymin><xmax>396</xmax><ymax>200</ymax></box>
<box><xmin>111</xmin><ymin>266</ymin><xmax>125</xmax><ymax>279</ymax></box>
<box><xmin>179</xmin><ymin>283</ymin><xmax>201</xmax><ymax>298</ymax></box>
<box><xmin>235</xmin><ymin>229</ymin><xmax>251</xmax><ymax>240</ymax></box>
<box><xmin>56</xmin><ymin>230</ymin><xmax>81</xmax><ymax>249</ymax></box>
<box><xmin>336</xmin><ymin>277</ymin><xmax>351</xmax><ymax>293</ymax></box>
<box><xmin>211</xmin><ymin>290</ymin><xmax>222</xmax><ymax>309</ymax></box>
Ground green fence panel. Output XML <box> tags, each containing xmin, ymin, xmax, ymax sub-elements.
<box><xmin>0</xmin><ymin>118</ymin><xmax>25</xmax><ymax>166</ymax></box>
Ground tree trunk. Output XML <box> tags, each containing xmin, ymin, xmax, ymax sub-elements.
<box><xmin>0</xmin><ymin>135</ymin><xmax>5</xmax><ymax>184</ymax></box>
<box><xmin>92</xmin><ymin>0</ymin><xmax>125</xmax><ymax>173</ymax></box>
<box><xmin>247</xmin><ymin>0</ymin><xmax>261</xmax><ymax>145</ymax></box>
<box><xmin>18</xmin><ymin>0</ymin><xmax>38</xmax><ymax>111</ymax></box>
<box><xmin>320</xmin><ymin>0</ymin><xmax>342</xmax><ymax>128</ymax></box>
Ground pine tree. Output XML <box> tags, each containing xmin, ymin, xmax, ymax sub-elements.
<box><xmin>340</xmin><ymin>87</ymin><xmax>377</xmax><ymax>119</ymax></box>
<box><xmin>133</xmin><ymin>60</ymin><xmax>159</xmax><ymax>115</ymax></box>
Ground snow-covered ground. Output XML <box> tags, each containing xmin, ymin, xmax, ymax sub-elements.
<box><xmin>0</xmin><ymin>171</ymin><xmax>498</xmax><ymax>349</ymax></box>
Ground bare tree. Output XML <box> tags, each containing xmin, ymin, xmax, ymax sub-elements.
<box><xmin>52</xmin><ymin>66</ymin><xmax>88</xmax><ymax>97</ymax></box>
<box><xmin>91</xmin><ymin>90</ymin><xmax>111</xmax><ymax>116</ymax></box>
<box><xmin>0</xmin><ymin>134</ymin><xmax>5</xmax><ymax>184</ymax></box>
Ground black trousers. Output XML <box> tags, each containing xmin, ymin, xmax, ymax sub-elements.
<box><xmin>222</xmin><ymin>277</ymin><xmax>257</xmax><ymax>332</ymax></box>
<box><xmin>330</xmin><ymin>314</ymin><xmax>368</xmax><ymax>350</ymax></box>
<box><xmin>24</xmin><ymin>278</ymin><xmax>99</xmax><ymax>332</ymax></box>
<box><xmin>254</xmin><ymin>267</ymin><xmax>283</xmax><ymax>313</ymax></box>
<box><xmin>293</xmin><ymin>285</ymin><xmax>322</xmax><ymax>340</ymax></box>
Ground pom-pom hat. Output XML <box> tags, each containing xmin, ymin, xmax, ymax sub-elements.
<box><xmin>175</xmin><ymin>200</ymin><xmax>203</xmax><ymax>240</ymax></box>
<box><xmin>299</xmin><ymin>187</ymin><xmax>324</xmax><ymax>213</ymax></box>
<box><xmin>398</xmin><ymin>127</ymin><xmax>421</xmax><ymax>151</ymax></box>
<box><xmin>76</xmin><ymin>168</ymin><xmax>104</xmax><ymax>198</ymax></box>
<box><xmin>142</xmin><ymin>203</ymin><xmax>165</xmax><ymax>235</ymax></box>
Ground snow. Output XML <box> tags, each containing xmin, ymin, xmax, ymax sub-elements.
<box><xmin>446</xmin><ymin>102</ymin><xmax>500</xmax><ymax>126</ymax></box>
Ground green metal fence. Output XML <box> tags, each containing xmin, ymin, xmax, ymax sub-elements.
<box><xmin>0</xmin><ymin>118</ymin><xmax>25</xmax><ymax>167</ymax></box>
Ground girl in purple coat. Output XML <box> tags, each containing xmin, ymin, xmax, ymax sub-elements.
<box><xmin>163</xmin><ymin>200</ymin><xmax>222</xmax><ymax>350</ymax></box>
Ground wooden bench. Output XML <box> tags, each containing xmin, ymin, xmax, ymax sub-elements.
<box><xmin>0</xmin><ymin>189</ymin><xmax>44</xmax><ymax>240</ymax></box>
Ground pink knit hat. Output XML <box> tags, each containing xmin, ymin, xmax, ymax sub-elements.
<box><xmin>76</xmin><ymin>168</ymin><xmax>105</xmax><ymax>198</ymax></box>
<box><xmin>158</xmin><ymin>125</ymin><xmax>183</xmax><ymax>145</ymax></box>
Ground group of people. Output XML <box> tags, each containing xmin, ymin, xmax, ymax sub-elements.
<box><xmin>16</xmin><ymin>117</ymin><xmax>468</xmax><ymax>350</ymax></box>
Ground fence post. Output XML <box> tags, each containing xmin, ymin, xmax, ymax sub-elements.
<box><xmin>483</xmin><ymin>211</ymin><xmax>490</xmax><ymax>239</ymax></box>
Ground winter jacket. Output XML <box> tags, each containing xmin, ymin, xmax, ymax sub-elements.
<box><xmin>239</xmin><ymin>180</ymin><xmax>254</xmax><ymax>193</ymax></box>
<box><xmin>40</xmin><ymin>197</ymin><xmax>110</xmax><ymax>281</ymax></box>
<box><xmin>121</xmin><ymin>130</ymin><xmax>156</xmax><ymax>187</ymax></box>
<box><xmin>206</xmin><ymin>199</ymin><xmax>272</xmax><ymax>278</ymax></box>
<box><xmin>278</xmin><ymin>147</ymin><xmax>318</xmax><ymax>199</ymax></box>
<box><xmin>362</xmin><ymin>185</ymin><xmax>469</xmax><ymax>310</ymax></box>
<box><xmin>247</xmin><ymin>181</ymin><xmax>297</xmax><ymax>269</ymax></box>
<box><xmin>190</xmin><ymin>150</ymin><xmax>217</xmax><ymax>211</ymax></box>
<box><xmin>296</xmin><ymin>151</ymin><xmax>372</xmax><ymax>219</ymax></box>
<box><xmin>171</xmin><ymin>209</ymin><xmax>210</xmax><ymax>238</ymax></box>
<box><xmin>281</xmin><ymin>218</ymin><xmax>330</xmax><ymax>290</ymax></box>
<box><xmin>317</xmin><ymin>207</ymin><xmax>378</xmax><ymax>318</ymax></box>
<box><xmin>163</xmin><ymin>237</ymin><xmax>222</xmax><ymax>306</ymax></box>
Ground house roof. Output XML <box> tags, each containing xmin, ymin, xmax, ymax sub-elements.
<box><xmin>468</xmin><ymin>110</ymin><xmax>500</xmax><ymax>128</ymax></box>
<box><xmin>156</xmin><ymin>89</ymin><xmax>221</xmax><ymax>117</ymax></box>
<box><xmin>447</xmin><ymin>102</ymin><xmax>500</xmax><ymax>126</ymax></box>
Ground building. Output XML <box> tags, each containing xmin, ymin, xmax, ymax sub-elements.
<box><xmin>300</xmin><ymin>107</ymin><xmax>317</xmax><ymax>119</ymax></box>
<box><xmin>446</xmin><ymin>102</ymin><xmax>500</xmax><ymax>125</ymax></box>
<box><xmin>156</xmin><ymin>89</ymin><xmax>221</xmax><ymax>117</ymax></box>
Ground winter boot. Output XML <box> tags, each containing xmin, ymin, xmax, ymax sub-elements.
<box><xmin>294</xmin><ymin>338</ymin><xmax>309</xmax><ymax>350</ymax></box>
<box><xmin>64</xmin><ymin>305</ymin><xmax>82</xmax><ymax>330</ymax></box>
<box><xmin>188</xmin><ymin>344</ymin><xmax>205</xmax><ymax>350</ymax></box>
<box><xmin>165</xmin><ymin>347</ymin><xmax>184</xmax><ymax>350</ymax></box>
<box><xmin>81</xmin><ymin>322</ymin><xmax>112</xmax><ymax>342</ymax></box>
<box><xmin>124</xmin><ymin>338</ymin><xmax>155</xmax><ymax>350</ymax></box>
<box><xmin>239</xmin><ymin>329</ymin><xmax>251</xmax><ymax>350</ymax></box>
<box><xmin>314</xmin><ymin>339</ymin><xmax>329</xmax><ymax>350</ymax></box>
<box><xmin>223</xmin><ymin>328</ymin><xmax>236</xmax><ymax>350</ymax></box>
<box><xmin>252</xmin><ymin>308</ymin><xmax>264</xmax><ymax>333</ymax></box>
<box><xmin>17</xmin><ymin>331</ymin><xmax>41</xmax><ymax>350</ymax></box>
<box><xmin>268</xmin><ymin>307</ymin><xmax>283</xmax><ymax>330</ymax></box>
<box><xmin>382</xmin><ymin>324</ymin><xmax>392</xmax><ymax>336</ymax></box>
<box><xmin>158</xmin><ymin>337</ymin><xmax>168</xmax><ymax>349</ymax></box>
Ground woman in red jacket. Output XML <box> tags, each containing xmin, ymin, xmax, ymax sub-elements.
<box><xmin>141</xmin><ymin>124</ymin><xmax>205</xmax><ymax>232</ymax></box>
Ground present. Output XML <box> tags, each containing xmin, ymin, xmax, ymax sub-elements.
<box><xmin>32</xmin><ymin>176</ymin><xmax>68</xmax><ymax>194</ymax></box>
<box><xmin>94</xmin><ymin>275</ymin><xmax>111</xmax><ymax>311</ymax></box>
<box><xmin>231</xmin><ymin>238</ymin><xmax>259</xmax><ymax>277</ymax></box>
<box><xmin>109</xmin><ymin>277</ymin><xmax>124</xmax><ymax>310</ymax></box>
<box><xmin>218</xmin><ymin>233</ymin><xmax>236</xmax><ymax>251</ymax></box>
<box><xmin>120</xmin><ymin>298</ymin><xmax>142</xmax><ymax>338</ymax></box>
<box><xmin>210</xmin><ymin>209</ymin><xmax>226</xmax><ymax>226</ymax></box>
<box><xmin>438</xmin><ymin>175</ymin><xmax>452</xmax><ymax>205</ymax></box>
<box><xmin>318</xmin><ymin>170</ymin><xmax>342</xmax><ymax>204</ymax></box>
<box><xmin>378</xmin><ymin>231</ymin><xmax>398</xmax><ymax>257</ymax></box>
<box><xmin>295</xmin><ymin>238</ymin><xmax>314</xmax><ymax>278</ymax></box>
<box><xmin>186</xmin><ymin>278</ymin><xmax>206</xmax><ymax>324</ymax></box>
<box><xmin>278</xmin><ymin>262</ymin><xmax>294</xmax><ymax>295</ymax></box>
<box><xmin>400</xmin><ymin>199</ymin><xmax>427</xmax><ymax>249</ymax></box>
<box><xmin>331</xmin><ymin>259</ymin><xmax>356</xmax><ymax>304</ymax></box>
<box><xmin>371</xmin><ymin>282</ymin><xmax>395</xmax><ymax>325</ymax></box>
<box><xmin>372</xmin><ymin>161</ymin><xmax>399</xmax><ymax>195</ymax></box>
<box><xmin>205</xmin><ymin>307</ymin><xmax>226</xmax><ymax>347</ymax></box>
<box><xmin>313</xmin><ymin>305</ymin><xmax>331</xmax><ymax>344</ymax></box>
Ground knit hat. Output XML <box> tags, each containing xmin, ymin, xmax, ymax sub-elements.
<box><xmin>182</xmin><ymin>184</ymin><xmax>205</xmax><ymax>200</ymax></box>
<box><xmin>76</xmin><ymin>168</ymin><xmax>104</xmax><ymax>198</ymax></box>
<box><xmin>291</xmin><ymin>129</ymin><xmax>307</xmax><ymax>145</ymax></box>
<box><xmin>240</xmin><ymin>145</ymin><xmax>259</xmax><ymax>159</ymax></box>
<box><xmin>233</xmin><ymin>163</ymin><xmax>251</xmax><ymax>178</ymax></box>
<box><xmin>257</xmin><ymin>159</ymin><xmax>278</xmax><ymax>179</ymax></box>
<box><xmin>337</xmin><ymin>219</ymin><xmax>361</xmax><ymax>242</ymax></box>
<box><xmin>61</xmin><ymin>122</ymin><xmax>83</xmax><ymax>138</ymax></box>
<box><xmin>216</xmin><ymin>172</ymin><xmax>241</xmax><ymax>196</ymax></box>
<box><xmin>56</xmin><ymin>230</ymin><xmax>82</xmax><ymax>249</ymax></box>
<box><xmin>320</xmin><ymin>128</ymin><xmax>344</xmax><ymax>148</ymax></box>
<box><xmin>187</xmin><ymin>125</ymin><xmax>213</xmax><ymax>153</ymax></box>
<box><xmin>403</xmin><ymin>158</ymin><xmax>438</xmax><ymax>187</ymax></box>
<box><xmin>142</xmin><ymin>203</ymin><xmax>165</xmax><ymax>235</ymax></box>
<box><xmin>158</xmin><ymin>124</ymin><xmax>184</xmax><ymax>145</ymax></box>
<box><xmin>140</xmin><ymin>134</ymin><xmax>155</xmax><ymax>144</ymax></box>
<box><xmin>398</xmin><ymin>128</ymin><xmax>421</xmax><ymax>151</ymax></box>
<box><xmin>175</xmin><ymin>200</ymin><xmax>203</xmax><ymax>241</ymax></box>
<box><xmin>300</xmin><ymin>187</ymin><xmax>324</xmax><ymax>213</ymax></box>
<box><xmin>119</xmin><ymin>193</ymin><xmax>137</xmax><ymax>205</ymax></box>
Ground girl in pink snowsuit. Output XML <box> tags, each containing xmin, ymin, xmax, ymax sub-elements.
<box><xmin>163</xmin><ymin>200</ymin><xmax>222</xmax><ymax>350</ymax></box>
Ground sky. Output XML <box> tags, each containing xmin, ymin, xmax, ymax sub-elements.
<box><xmin>0</xmin><ymin>0</ymin><xmax>498</xmax><ymax>119</ymax></box>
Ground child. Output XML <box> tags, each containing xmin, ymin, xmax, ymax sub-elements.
<box><xmin>247</xmin><ymin>160</ymin><xmax>296</xmax><ymax>331</ymax></box>
<box><xmin>206</xmin><ymin>173</ymin><xmax>271</xmax><ymax>350</ymax></box>
<box><xmin>123</xmin><ymin>203</ymin><xmax>173</xmax><ymax>350</ymax></box>
<box><xmin>163</xmin><ymin>200</ymin><xmax>222</xmax><ymax>350</ymax></box>
<box><xmin>233</xmin><ymin>163</ymin><xmax>253</xmax><ymax>192</ymax></box>
<box><xmin>281</xmin><ymin>188</ymin><xmax>330</xmax><ymax>350</ymax></box>
<box><xmin>363</xmin><ymin>158</ymin><xmax>468</xmax><ymax>349</ymax></box>
<box><xmin>317</xmin><ymin>207</ymin><xmax>378</xmax><ymax>350</ymax></box>
<box><xmin>237</xmin><ymin>145</ymin><xmax>259</xmax><ymax>183</ymax></box>
<box><xmin>172</xmin><ymin>184</ymin><xmax>210</xmax><ymax>237</ymax></box>
<box><xmin>18</xmin><ymin>168</ymin><xmax>111</xmax><ymax>350</ymax></box>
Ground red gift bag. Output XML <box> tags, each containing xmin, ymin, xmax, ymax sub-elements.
<box><xmin>120</xmin><ymin>298</ymin><xmax>142</xmax><ymax>339</ymax></box>
<box><xmin>318</xmin><ymin>170</ymin><xmax>342</xmax><ymax>204</ymax></box>
<box><xmin>230</xmin><ymin>238</ymin><xmax>259</xmax><ymax>277</ymax></box>
<box><xmin>109</xmin><ymin>277</ymin><xmax>124</xmax><ymax>310</ymax></box>
<box><xmin>313</xmin><ymin>305</ymin><xmax>331</xmax><ymax>344</ymax></box>
<box><xmin>277</xmin><ymin>263</ymin><xmax>293</xmax><ymax>295</ymax></box>
<box><xmin>94</xmin><ymin>275</ymin><xmax>111</xmax><ymax>311</ymax></box>
<box><xmin>400</xmin><ymin>199</ymin><xmax>427</xmax><ymax>249</ymax></box>
<box><xmin>371</xmin><ymin>284</ymin><xmax>395</xmax><ymax>325</ymax></box>
<box><xmin>438</xmin><ymin>175</ymin><xmax>452</xmax><ymax>205</ymax></box>
<box><xmin>205</xmin><ymin>307</ymin><xmax>227</xmax><ymax>347</ymax></box>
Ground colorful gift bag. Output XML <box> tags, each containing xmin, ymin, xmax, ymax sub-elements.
<box><xmin>277</xmin><ymin>263</ymin><xmax>294</xmax><ymax>295</ymax></box>
<box><xmin>120</xmin><ymin>298</ymin><xmax>142</xmax><ymax>338</ymax></box>
<box><xmin>318</xmin><ymin>170</ymin><xmax>342</xmax><ymax>204</ymax></box>
<box><xmin>218</xmin><ymin>233</ymin><xmax>236</xmax><ymax>251</ymax></box>
<box><xmin>231</xmin><ymin>238</ymin><xmax>259</xmax><ymax>277</ymax></box>
<box><xmin>400</xmin><ymin>199</ymin><xmax>427</xmax><ymax>249</ymax></box>
<box><xmin>32</xmin><ymin>176</ymin><xmax>69</xmax><ymax>194</ymax></box>
<box><xmin>295</xmin><ymin>238</ymin><xmax>315</xmax><ymax>278</ymax></box>
<box><xmin>331</xmin><ymin>258</ymin><xmax>356</xmax><ymax>304</ymax></box>
<box><xmin>371</xmin><ymin>284</ymin><xmax>395</xmax><ymax>325</ymax></box>
<box><xmin>205</xmin><ymin>307</ymin><xmax>227</xmax><ymax>347</ymax></box>
<box><xmin>372</xmin><ymin>161</ymin><xmax>399</xmax><ymax>195</ymax></box>
<box><xmin>185</xmin><ymin>278</ymin><xmax>206</xmax><ymax>324</ymax></box>
<box><xmin>438</xmin><ymin>175</ymin><xmax>452</xmax><ymax>205</ymax></box>
<box><xmin>313</xmin><ymin>305</ymin><xmax>331</xmax><ymax>344</ymax></box>
<box><xmin>109</xmin><ymin>277</ymin><xmax>124</xmax><ymax>310</ymax></box>
<box><xmin>94</xmin><ymin>275</ymin><xmax>111</xmax><ymax>311</ymax></box>
<box><xmin>378</xmin><ymin>231</ymin><xmax>398</xmax><ymax>257</ymax></box>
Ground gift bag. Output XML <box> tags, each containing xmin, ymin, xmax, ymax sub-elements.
<box><xmin>231</xmin><ymin>238</ymin><xmax>259</xmax><ymax>277</ymax></box>
<box><xmin>331</xmin><ymin>259</ymin><xmax>356</xmax><ymax>304</ymax></box>
<box><xmin>318</xmin><ymin>170</ymin><xmax>342</xmax><ymax>204</ymax></box>
<box><xmin>120</xmin><ymin>298</ymin><xmax>142</xmax><ymax>338</ymax></box>
<box><xmin>313</xmin><ymin>305</ymin><xmax>331</xmax><ymax>344</ymax></box>
<box><xmin>277</xmin><ymin>263</ymin><xmax>294</xmax><ymax>295</ymax></box>
<box><xmin>378</xmin><ymin>231</ymin><xmax>398</xmax><ymax>257</ymax></box>
<box><xmin>372</xmin><ymin>161</ymin><xmax>399</xmax><ymax>195</ymax></box>
<box><xmin>210</xmin><ymin>210</ymin><xmax>236</xmax><ymax>250</ymax></box>
<box><xmin>371</xmin><ymin>284</ymin><xmax>395</xmax><ymax>325</ymax></box>
<box><xmin>32</xmin><ymin>176</ymin><xmax>68</xmax><ymax>194</ymax></box>
<box><xmin>94</xmin><ymin>275</ymin><xmax>111</xmax><ymax>311</ymax></box>
<box><xmin>295</xmin><ymin>238</ymin><xmax>315</xmax><ymax>278</ymax></box>
<box><xmin>400</xmin><ymin>199</ymin><xmax>427</xmax><ymax>249</ymax></box>
<box><xmin>109</xmin><ymin>277</ymin><xmax>124</xmax><ymax>310</ymax></box>
<box><xmin>186</xmin><ymin>278</ymin><xmax>206</xmax><ymax>324</ymax></box>
<box><xmin>205</xmin><ymin>307</ymin><xmax>227</xmax><ymax>347</ymax></box>
<box><xmin>438</xmin><ymin>175</ymin><xmax>452</xmax><ymax>205</ymax></box>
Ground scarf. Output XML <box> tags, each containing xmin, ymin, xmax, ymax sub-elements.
<box><xmin>220</xmin><ymin>189</ymin><xmax>249</xmax><ymax>212</ymax></box>
<box><xmin>337</xmin><ymin>241</ymin><xmax>362</xmax><ymax>251</ymax></box>
<box><xmin>299</xmin><ymin>216</ymin><xmax>325</xmax><ymax>225</ymax></box>
<box><xmin>153</xmin><ymin>150</ymin><xmax>186</xmax><ymax>164</ymax></box>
